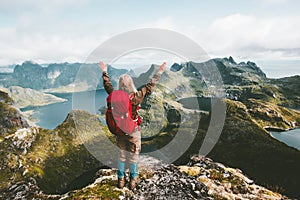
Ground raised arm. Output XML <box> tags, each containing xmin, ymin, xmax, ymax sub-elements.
<box><xmin>99</xmin><ymin>61</ymin><xmax>114</xmax><ymax>94</ymax></box>
<box><xmin>131</xmin><ymin>62</ymin><xmax>167</xmax><ymax>105</ymax></box>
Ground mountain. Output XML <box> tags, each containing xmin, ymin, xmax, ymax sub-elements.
<box><xmin>170</xmin><ymin>56</ymin><xmax>266</xmax><ymax>86</ymax></box>
<box><xmin>0</xmin><ymin>61</ymin><xmax>129</xmax><ymax>92</ymax></box>
<box><xmin>132</xmin><ymin>57</ymin><xmax>300</xmax><ymax>198</ymax></box>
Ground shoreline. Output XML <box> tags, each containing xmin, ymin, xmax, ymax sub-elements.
<box><xmin>44</xmin><ymin>87</ymin><xmax>106</xmax><ymax>94</ymax></box>
<box><xmin>264</xmin><ymin>126</ymin><xmax>299</xmax><ymax>132</ymax></box>
<box><xmin>19</xmin><ymin>109</ymin><xmax>39</xmax><ymax>127</ymax></box>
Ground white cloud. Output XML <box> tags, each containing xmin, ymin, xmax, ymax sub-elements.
<box><xmin>0</xmin><ymin>0</ymin><xmax>90</xmax><ymax>12</ymax></box>
<box><xmin>185</xmin><ymin>13</ymin><xmax>300</xmax><ymax>60</ymax></box>
<box><xmin>139</xmin><ymin>17</ymin><xmax>175</xmax><ymax>30</ymax></box>
<box><xmin>261</xmin><ymin>0</ymin><xmax>289</xmax><ymax>4</ymax></box>
<box><xmin>0</xmin><ymin>16</ymin><xmax>178</xmax><ymax>66</ymax></box>
<box><xmin>1</xmin><ymin>6</ymin><xmax>300</xmax><ymax>66</ymax></box>
<box><xmin>0</xmin><ymin>25</ymin><xmax>108</xmax><ymax>65</ymax></box>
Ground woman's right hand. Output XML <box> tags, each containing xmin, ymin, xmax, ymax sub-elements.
<box><xmin>98</xmin><ymin>61</ymin><xmax>107</xmax><ymax>72</ymax></box>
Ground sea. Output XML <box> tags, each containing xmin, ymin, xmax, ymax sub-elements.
<box><xmin>20</xmin><ymin>90</ymin><xmax>108</xmax><ymax>130</ymax></box>
<box><xmin>270</xmin><ymin>129</ymin><xmax>300</xmax><ymax>151</ymax></box>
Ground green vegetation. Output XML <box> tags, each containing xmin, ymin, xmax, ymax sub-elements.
<box><xmin>65</xmin><ymin>180</ymin><xmax>122</xmax><ymax>200</ymax></box>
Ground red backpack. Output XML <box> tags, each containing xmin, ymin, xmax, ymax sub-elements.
<box><xmin>105</xmin><ymin>90</ymin><xmax>140</xmax><ymax>135</ymax></box>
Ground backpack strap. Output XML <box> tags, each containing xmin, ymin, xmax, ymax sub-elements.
<box><xmin>129</xmin><ymin>93</ymin><xmax>141</xmax><ymax>123</ymax></box>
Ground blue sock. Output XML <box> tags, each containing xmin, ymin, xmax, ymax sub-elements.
<box><xmin>130</xmin><ymin>162</ymin><xmax>138</xmax><ymax>178</ymax></box>
<box><xmin>117</xmin><ymin>160</ymin><xmax>125</xmax><ymax>178</ymax></box>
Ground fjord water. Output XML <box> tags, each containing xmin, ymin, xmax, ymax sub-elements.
<box><xmin>270</xmin><ymin>129</ymin><xmax>300</xmax><ymax>150</ymax></box>
<box><xmin>21</xmin><ymin>90</ymin><xmax>107</xmax><ymax>130</ymax></box>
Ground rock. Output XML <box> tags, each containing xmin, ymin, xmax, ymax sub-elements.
<box><xmin>0</xmin><ymin>178</ymin><xmax>60</xmax><ymax>200</ymax></box>
<box><xmin>178</xmin><ymin>166</ymin><xmax>201</xmax><ymax>177</ymax></box>
<box><xmin>59</xmin><ymin>155</ymin><xmax>288</xmax><ymax>199</ymax></box>
<box><xmin>185</xmin><ymin>155</ymin><xmax>287</xmax><ymax>200</ymax></box>
<box><xmin>0</xmin><ymin>92</ymin><xmax>29</xmax><ymax>135</ymax></box>
<box><xmin>167</xmin><ymin>108</ymin><xmax>181</xmax><ymax>123</ymax></box>
<box><xmin>12</xmin><ymin>127</ymin><xmax>38</xmax><ymax>155</ymax></box>
<box><xmin>170</xmin><ymin>63</ymin><xmax>183</xmax><ymax>72</ymax></box>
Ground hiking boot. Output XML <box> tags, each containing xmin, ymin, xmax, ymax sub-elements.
<box><xmin>118</xmin><ymin>177</ymin><xmax>125</xmax><ymax>189</ymax></box>
<box><xmin>129</xmin><ymin>176</ymin><xmax>139</xmax><ymax>190</ymax></box>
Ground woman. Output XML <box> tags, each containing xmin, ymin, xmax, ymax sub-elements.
<box><xmin>99</xmin><ymin>61</ymin><xmax>166</xmax><ymax>189</ymax></box>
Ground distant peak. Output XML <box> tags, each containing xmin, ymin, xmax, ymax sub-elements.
<box><xmin>223</xmin><ymin>56</ymin><xmax>236</xmax><ymax>64</ymax></box>
<box><xmin>170</xmin><ymin>63</ymin><xmax>183</xmax><ymax>72</ymax></box>
<box><xmin>22</xmin><ymin>60</ymin><xmax>36</xmax><ymax>65</ymax></box>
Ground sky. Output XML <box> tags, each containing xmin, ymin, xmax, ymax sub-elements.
<box><xmin>0</xmin><ymin>0</ymin><xmax>300</xmax><ymax>77</ymax></box>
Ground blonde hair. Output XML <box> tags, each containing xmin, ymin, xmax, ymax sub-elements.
<box><xmin>118</xmin><ymin>74</ymin><xmax>137</xmax><ymax>94</ymax></box>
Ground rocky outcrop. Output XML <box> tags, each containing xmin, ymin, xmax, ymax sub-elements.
<box><xmin>0</xmin><ymin>177</ymin><xmax>60</xmax><ymax>200</ymax></box>
<box><xmin>0</xmin><ymin>91</ymin><xmax>28</xmax><ymax>135</ymax></box>
<box><xmin>181</xmin><ymin>155</ymin><xmax>287</xmax><ymax>199</ymax></box>
<box><xmin>60</xmin><ymin>155</ymin><xmax>286</xmax><ymax>200</ymax></box>
<box><xmin>60</xmin><ymin>156</ymin><xmax>210</xmax><ymax>199</ymax></box>
<box><xmin>132</xmin><ymin>157</ymin><xmax>209</xmax><ymax>200</ymax></box>
<box><xmin>0</xmin><ymin>90</ymin><xmax>13</xmax><ymax>104</ymax></box>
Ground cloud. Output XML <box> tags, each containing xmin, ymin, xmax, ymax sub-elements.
<box><xmin>0</xmin><ymin>25</ymin><xmax>107</xmax><ymax>65</ymax></box>
<box><xmin>260</xmin><ymin>0</ymin><xmax>289</xmax><ymax>4</ymax></box>
<box><xmin>139</xmin><ymin>17</ymin><xmax>175</xmax><ymax>30</ymax></box>
<box><xmin>0</xmin><ymin>0</ymin><xmax>90</xmax><ymax>12</ymax></box>
<box><xmin>1</xmin><ymin>5</ymin><xmax>300</xmax><ymax>66</ymax></box>
<box><xmin>0</xmin><ymin>15</ymin><xmax>178</xmax><ymax>66</ymax></box>
<box><xmin>188</xmin><ymin>13</ymin><xmax>300</xmax><ymax>60</ymax></box>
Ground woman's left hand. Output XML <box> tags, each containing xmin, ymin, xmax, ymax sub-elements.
<box><xmin>99</xmin><ymin>61</ymin><xmax>107</xmax><ymax>72</ymax></box>
<box><xmin>158</xmin><ymin>62</ymin><xmax>167</xmax><ymax>74</ymax></box>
